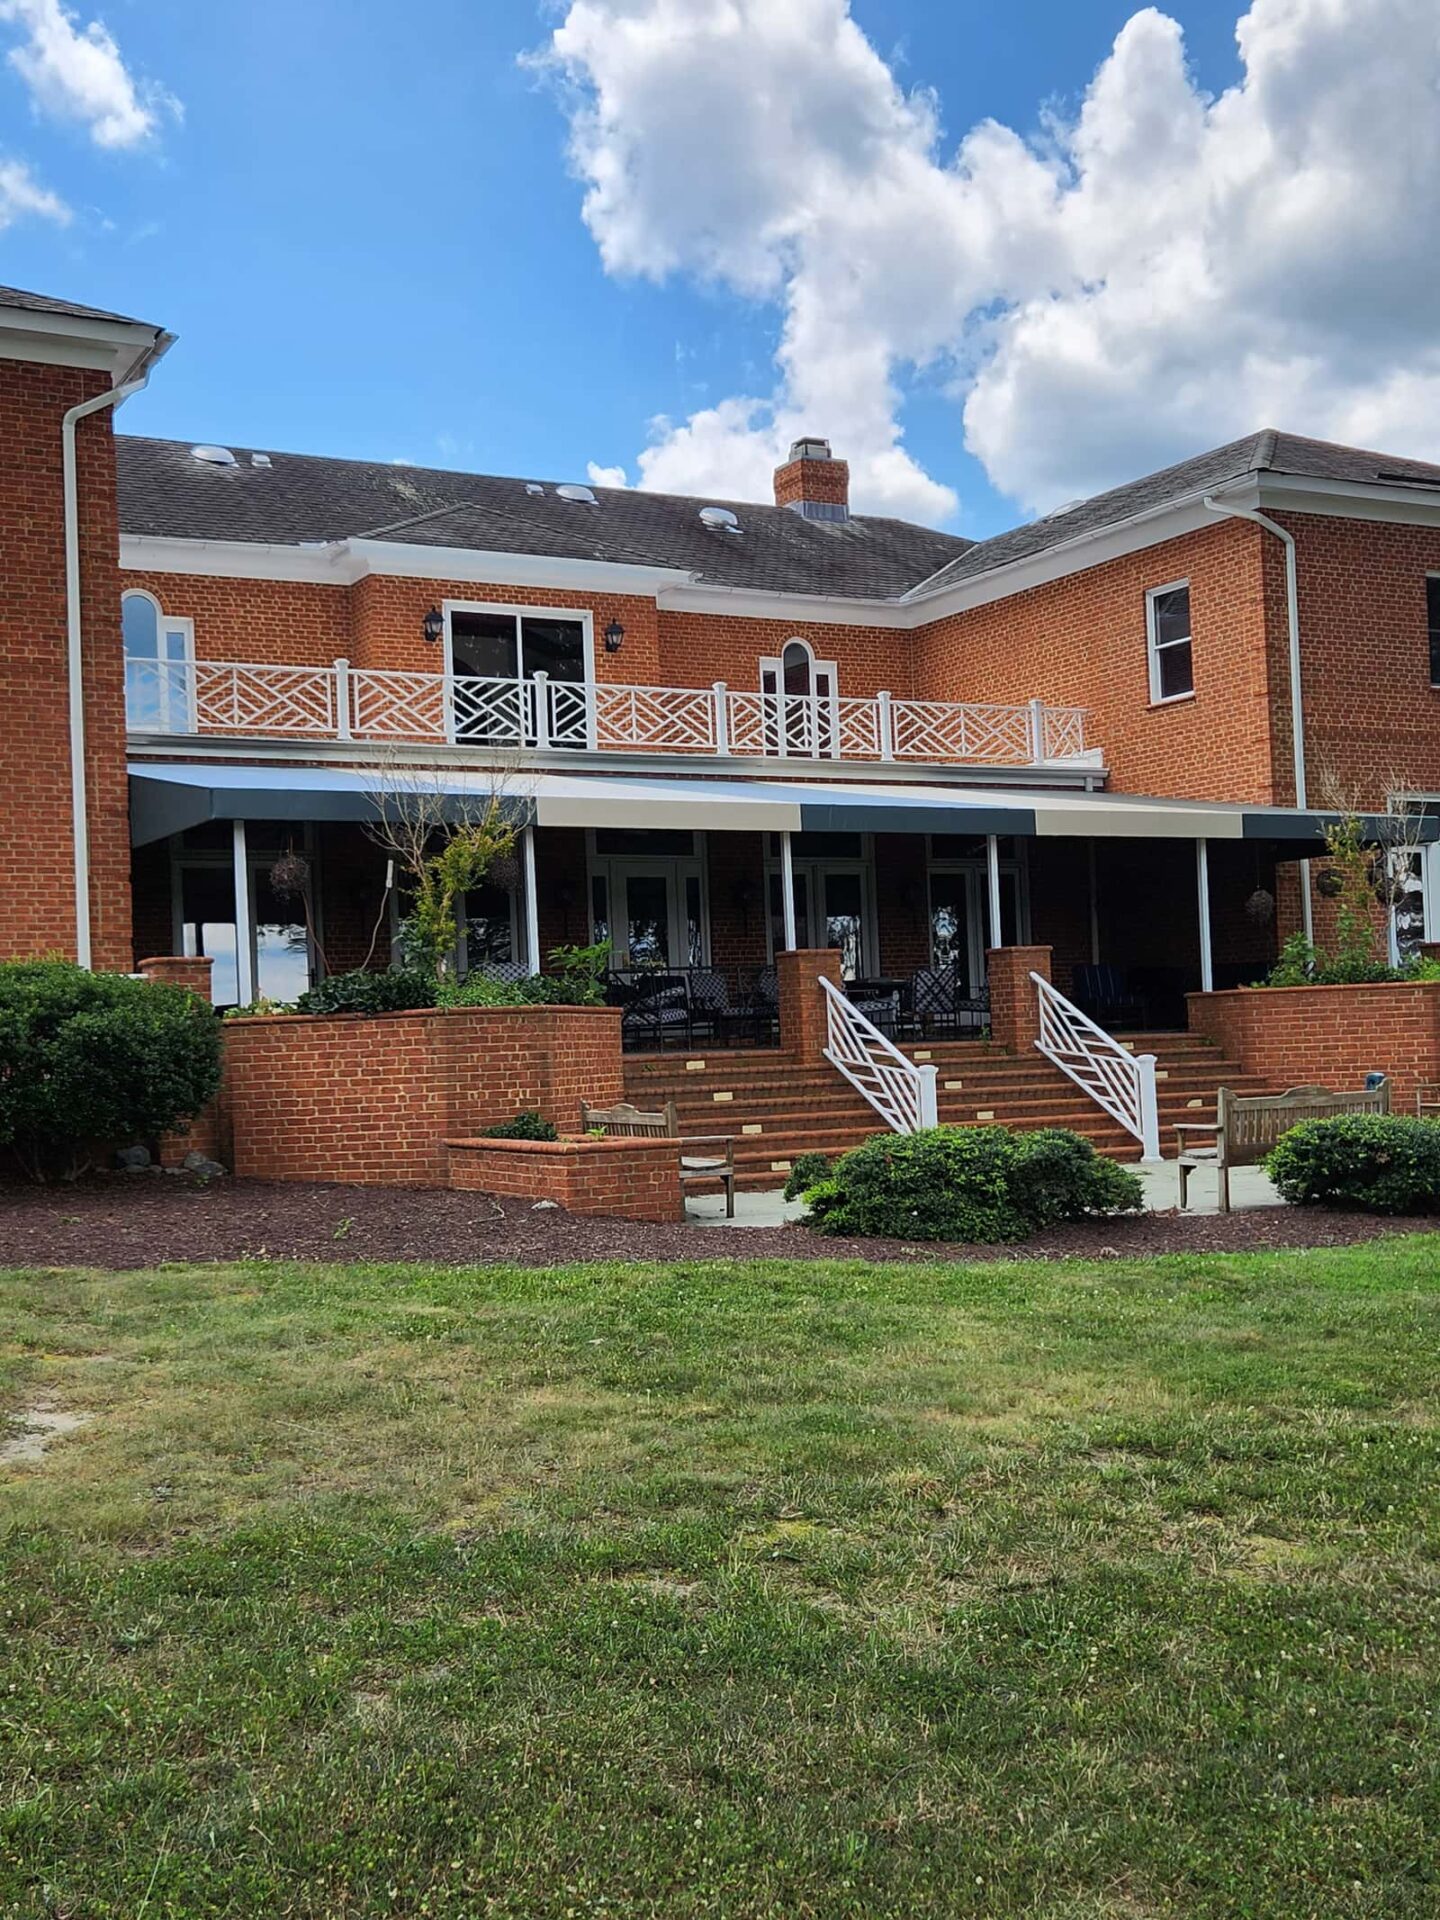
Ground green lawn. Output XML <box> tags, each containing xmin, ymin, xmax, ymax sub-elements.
<box><xmin>1</xmin><ymin>1245</ymin><xmax>1438</xmax><ymax>1919</ymax></box>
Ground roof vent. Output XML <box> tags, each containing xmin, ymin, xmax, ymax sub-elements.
<box><xmin>190</xmin><ymin>444</ymin><xmax>238</xmax><ymax>468</ymax></box>
<box><xmin>525</xmin><ymin>482</ymin><xmax>545</xmax><ymax>496</ymax></box>
<box><xmin>1043</xmin><ymin>497</ymin><xmax>1083</xmax><ymax>518</ymax></box>
<box><xmin>250</xmin><ymin>452</ymin><xmax>272</xmax><ymax>468</ymax></box>
<box><xmin>556</xmin><ymin>482</ymin><xmax>598</xmax><ymax>505</ymax></box>
<box><xmin>699</xmin><ymin>505</ymin><xmax>741</xmax><ymax>532</ymax></box>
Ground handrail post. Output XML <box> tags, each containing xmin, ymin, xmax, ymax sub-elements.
<box><xmin>917</xmin><ymin>1063</ymin><xmax>939</xmax><ymax>1129</ymax></box>
<box><xmin>532</xmin><ymin>670</ymin><xmax>550</xmax><ymax>749</ymax></box>
<box><xmin>1028</xmin><ymin>697</ymin><xmax>1046</xmax><ymax>763</ymax></box>
<box><xmin>713</xmin><ymin>681</ymin><xmax>729</xmax><ymax>756</ymax></box>
<box><xmin>1137</xmin><ymin>1052</ymin><xmax>1161</xmax><ymax>1162</ymax></box>
<box><xmin>334</xmin><ymin>657</ymin><xmax>351</xmax><ymax>741</ymax></box>
<box><xmin>877</xmin><ymin>688</ymin><xmax>895</xmax><ymax>760</ymax></box>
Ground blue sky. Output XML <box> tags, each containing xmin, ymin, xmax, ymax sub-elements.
<box><xmin>0</xmin><ymin>0</ymin><xmax>1431</xmax><ymax>540</ymax></box>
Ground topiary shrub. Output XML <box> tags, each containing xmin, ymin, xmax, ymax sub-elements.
<box><xmin>0</xmin><ymin>961</ymin><xmax>221</xmax><ymax>1181</ymax></box>
<box><xmin>481</xmin><ymin>1110</ymin><xmax>559</xmax><ymax>1142</ymax></box>
<box><xmin>294</xmin><ymin>968</ymin><xmax>436</xmax><ymax>1017</ymax></box>
<box><xmin>783</xmin><ymin>1151</ymin><xmax>832</xmax><ymax>1202</ymax></box>
<box><xmin>1008</xmin><ymin>1128</ymin><xmax>1145</xmax><ymax>1227</ymax></box>
<box><xmin>806</xmin><ymin>1127</ymin><xmax>1029</xmax><ymax>1242</ymax></box>
<box><xmin>1266</xmin><ymin>1114</ymin><xmax>1440</xmax><ymax>1214</ymax></box>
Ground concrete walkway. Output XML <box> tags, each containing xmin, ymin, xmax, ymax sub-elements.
<box><xmin>684</xmin><ymin>1158</ymin><xmax>1283</xmax><ymax>1228</ymax></box>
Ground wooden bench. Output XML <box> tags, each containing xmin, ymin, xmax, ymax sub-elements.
<box><xmin>1176</xmin><ymin>1080</ymin><xmax>1390</xmax><ymax>1212</ymax></box>
<box><xmin>581</xmin><ymin>1099</ymin><xmax>736</xmax><ymax>1219</ymax></box>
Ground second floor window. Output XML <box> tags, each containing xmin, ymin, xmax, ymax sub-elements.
<box><xmin>1428</xmin><ymin>576</ymin><xmax>1440</xmax><ymax>687</ymax></box>
<box><xmin>446</xmin><ymin>604</ymin><xmax>589</xmax><ymax>747</ymax></box>
<box><xmin>123</xmin><ymin>589</ymin><xmax>194</xmax><ymax>732</ymax></box>
<box><xmin>1146</xmin><ymin>581</ymin><xmax>1193</xmax><ymax>702</ymax></box>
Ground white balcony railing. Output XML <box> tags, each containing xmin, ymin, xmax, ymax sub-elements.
<box><xmin>125</xmin><ymin>658</ymin><xmax>1091</xmax><ymax>768</ymax></box>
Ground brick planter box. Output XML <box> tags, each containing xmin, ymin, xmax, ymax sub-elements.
<box><xmin>1188</xmin><ymin>980</ymin><xmax>1440</xmax><ymax>1109</ymax></box>
<box><xmin>447</xmin><ymin>1134</ymin><xmax>684</xmax><ymax>1223</ymax></box>
<box><xmin>209</xmin><ymin>1003</ymin><xmax>626</xmax><ymax>1186</ymax></box>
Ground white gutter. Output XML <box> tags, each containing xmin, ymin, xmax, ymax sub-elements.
<box><xmin>64</xmin><ymin>335</ymin><xmax>172</xmax><ymax>966</ymax></box>
<box><xmin>1202</xmin><ymin>493</ymin><xmax>1313</xmax><ymax>944</ymax></box>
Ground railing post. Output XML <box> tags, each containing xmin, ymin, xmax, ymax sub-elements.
<box><xmin>917</xmin><ymin>1063</ymin><xmax>939</xmax><ymax>1129</ymax></box>
<box><xmin>532</xmin><ymin>670</ymin><xmax>550</xmax><ymax>750</ymax></box>
<box><xmin>1136</xmin><ymin>1052</ymin><xmax>1161</xmax><ymax>1162</ymax></box>
<box><xmin>334</xmin><ymin>657</ymin><xmax>351</xmax><ymax>741</ymax></box>
<box><xmin>877</xmin><ymin>688</ymin><xmax>895</xmax><ymax>760</ymax></box>
<box><xmin>1028</xmin><ymin>697</ymin><xmax>1046</xmax><ymax>763</ymax></box>
<box><xmin>712</xmin><ymin>681</ymin><xmax>729</xmax><ymax>757</ymax></box>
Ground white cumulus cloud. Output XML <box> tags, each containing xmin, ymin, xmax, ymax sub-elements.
<box><xmin>0</xmin><ymin>153</ymin><xmax>67</xmax><ymax>227</ymax></box>
<box><xmin>537</xmin><ymin>0</ymin><xmax>1440</xmax><ymax>525</ymax></box>
<box><xmin>0</xmin><ymin>0</ymin><xmax>179</xmax><ymax>150</ymax></box>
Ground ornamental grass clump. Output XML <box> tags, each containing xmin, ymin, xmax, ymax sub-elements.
<box><xmin>0</xmin><ymin>960</ymin><xmax>221</xmax><ymax>1181</ymax></box>
<box><xmin>1266</xmin><ymin>1113</ymin><xmax>1440</xmax><ymax>1214</ymax></box>
<box><xmin>804</xmin><ymin>1123</ymin><xmax>1142</xmax><ymax>1242</ymax></box>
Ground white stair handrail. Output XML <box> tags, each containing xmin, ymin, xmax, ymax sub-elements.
<box><xmin>1030</xmin><ymin>971</ymin><xmax>1161</xmax><ymax>1161</ymax></box>
<box><xmin>819</xmin><ymin>975</ymin><xmax>938</xmax><ymax>1136</ymax></box>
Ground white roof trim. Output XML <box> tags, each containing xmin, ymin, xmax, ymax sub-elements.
<box><xmin>0</xmin><ymin>302</ymin><xmax>170</xmax><ymax>384</ymax></box>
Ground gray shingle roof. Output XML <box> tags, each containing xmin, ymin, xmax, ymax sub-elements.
<box><xmin>116</xmin><ymin>437</ymin><xmax>971</xmax><ymax>599</ymax></box>
<box><xmin>907</xmin><ymin>430</ymin><xmax>1440</xmax><ymax>598</ymax></box>
<box><xmin>0</xmin><ymin>283</ymin><xmax>154</xmax><ymax>326</ymax></box>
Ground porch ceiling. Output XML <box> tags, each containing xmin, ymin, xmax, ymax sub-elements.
<box><xmin>127</xmin><ymin>762</ymin><xmax>1432</xmax><ymax>851</ymax></box>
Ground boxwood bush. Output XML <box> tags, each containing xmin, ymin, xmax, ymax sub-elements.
<box><xmin>783</xmin><ymin>1151</ymin><xmax>832</xmax><ymax>1202</ymax></box>
<box><xmin>806</xmin><ymin>1121</ymin><xmax>1144</xmax><ymax>1244</ymax></box>
<box><xmin>1266</xmin><ymin>1114</ymin><xmax>1440</xmax><ymax>1214</ymax></box>
<box><xmin>804</xmin><ymin>1124</ymin><xmax>1143</xmax><ymax>1242</ymax></box>
<box><xmin>0</xmin><ymin>960</ymin><xmax>221</xmax><ymax>1180</ymax></box>
<box><xmin>294</xmin><ymin>968</ymin><xmax>437</xmax><ymax>1016</ymax></box>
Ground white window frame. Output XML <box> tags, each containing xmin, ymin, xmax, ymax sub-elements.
<box><xmin>123</xmin><ymin>588</ymin><xmax>195</xmax><ymax>734</ymax></box>
<box><xmin>759</xmin><ymin>636</ymin><xmax>841</xmax><ymax>758</ymax></box>
<box><xmin>763</xmin><ymin>834</ymin><xmax>878</xmax><ymax>977</ymax></box>
<box><xmin>169</xmin><ymin>825</ymin><xmax>322</xmax><ymax>1007</ymax></box>
<box><xmin>1145</xmin><ymin>579</ymin><xmax>1194</xmax><ymax>705</ymax></box>
<box><xmin>443</xmin><ymin>600</ymin><xmax>596</xmax><ymax>748</ymax></box>
<box><xmin>586</xmin><ymin>829</ymin><xmax>710</xmax><ymax>971</ymax></box>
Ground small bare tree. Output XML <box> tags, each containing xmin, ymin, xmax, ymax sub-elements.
<box><xmin>363</xmin><ymin>753</ymin><xmax>531</xmax><ymax>980</ymax></box>
<box><xmin>1310</xmin><ymin>758</ymin><xmax>1433</xmax><ymax>965</ymax></box>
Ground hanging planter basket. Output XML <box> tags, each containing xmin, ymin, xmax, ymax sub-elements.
<box><xmin>1315</xmin><ymin>868</ymin><xmax>1344</xmax><ymax>900</ymax></box>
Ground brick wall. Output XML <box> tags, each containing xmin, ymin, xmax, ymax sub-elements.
<box><xmin>446</xmin><ymin>1134</ymin><xmax>683</xmax><ymax>1222</ymax></box>
<box><xmin>0</xmin><ymin>359</ymin><xmax>132</xmax><ymax>968</ymax></box>
<box><xmin>217</xmin><ymin>1003</ymin><xmax>624</xmax><ymax>1185</ymax></box>
<box><xmin>987</xmin><ymin>945</ymin><xmax>1052</xmax><ymax>1053</ymax></box>
<box><xmin>1188</xmin><ymin>981</ymin><xmax>1440</xmax><ymax>1109</ymax></box>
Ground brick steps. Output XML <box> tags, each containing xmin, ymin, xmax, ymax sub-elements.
<box><xmin>624</xmin><ymin>1034</ymin><xmax>1266</xmax><ymax>1190</ymax></box>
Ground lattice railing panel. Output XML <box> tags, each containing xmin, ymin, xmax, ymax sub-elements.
<box><xmin>191</xmin><ymin>662</ymin><xmax>337</xmax><ymax>735</ymax></box>
<box><xmin>888</xmin><ymin>699</ymin><xmax>1032</xmax><ymax>763</ymax></box>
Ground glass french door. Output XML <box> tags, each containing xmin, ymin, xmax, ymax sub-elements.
<box><xmin>446</xmin><ymin>604</ymin><xmax>589</xmax><ymax>747</ymax></box>
<box><xmin>588</xmin><ymin>831</ymin><xmax>707</xmax><ymax>969</ymax></box>
<box><xmin>766</xmin><ymin>861</ymin><xmax>875</xmax><ymax>979</ymax></box>
<box><xmin>759</xmin><ymin>640</ymin><xmax>840</xmax><ymax>757</ymax></box>
<box><xmin>928</xmin><ymin>859</ymin><xmax>1026</xmax><ymax>995</ymax></box>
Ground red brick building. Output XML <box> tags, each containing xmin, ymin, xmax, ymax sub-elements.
<box><xmin>5</xmin><ymin>281</ymin><xmax>1440</xmax><ymax>1038</ymax></box>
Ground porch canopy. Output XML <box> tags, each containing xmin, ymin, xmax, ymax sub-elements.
<box><xmin>128</xmin><ymin>762</ymin><xmax>1432</xmax><ymax>850</ymax></box>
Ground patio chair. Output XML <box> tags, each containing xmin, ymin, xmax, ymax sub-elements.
<box><xmin>687</xmin><ymin>966</ymin><xmax>745</xmax><ymax>1047</ymax></box>
<box><xmin>616</xmin><ymin>972</ymin><xmax>692</xmax><ymax>1051</ymax></box>
<box><xmin>581</xmin><ymin>1098</ymin><xmax>736</xmax><ymax>1218</ymax></box>
<box><xmin>473</xmin><ymin>959</ymin><xmax>531</xmax><ymax>985</ymax></box>
<box><xmin>847</xmin><ymin>984</ymin><xmax>901</xmax><ymax>1035</ymax></box>
<box><xmin>1073</xmin><ymin>963</ymin><xmax>1146</xmax><ymax>1030</ymax></box>
<box><xmin>912</xmin><ymin>963</ymin><xmax>962</xmax><ymax>1036</ymax></box>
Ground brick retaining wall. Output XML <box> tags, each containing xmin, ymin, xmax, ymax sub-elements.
<box><xmin>446</xmin><ymin>1135</ymin><xmax>683</xmax><ymax>1223</ymax></box>
<box><xmin>1187</xmin><ymin>981</ymin><xmax>1440</xmax><ymax>1109</ymax></box>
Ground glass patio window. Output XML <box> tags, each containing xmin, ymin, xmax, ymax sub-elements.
<box><xmin>123</xmin><ymin>591</ymin><xmax>194</xmax><ymax>731</ymax></box>
<box><xmin>1146</xmin><ymin>581</ymin><xmax>1193</xmax><ymax>702</ymax></box>
<box><xmin>1427</xmin><ymin>576</ymin><xmax>1440</xmax><ymax>687</ymax></box>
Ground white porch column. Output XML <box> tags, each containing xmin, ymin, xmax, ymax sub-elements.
<box><xmin>232</xmin><ymin>819</ymin><xmax>254</xmax><ymax>1008</ymax></box>
<box><xmin>1196</xmin><ymin>837</ymin><xmax>1214</xmax><ymax>993</ymax></box>
<box><xmin>522</xmin><ymin>824</ymin><xmax>542</xmax><ymax>975</ymax></box>
<box><xmin>986</xmin><ymin>833</ymin><xmax>1004</xmax><ymax>948</ymax></box>
<box><xmin>780</xmin><ymin>830</ymin><xmax>798</xmax><ymax>950</ymax></box>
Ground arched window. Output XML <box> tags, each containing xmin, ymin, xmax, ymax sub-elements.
<box><xmin>759</xmin><ymin>638</ymin><xmax>839</xmax><ymax>757</ymax></box>
<box><xmin>123</xmin><ymin>590</ymin><xmax>194</xmax><ymax>732</ymax></box>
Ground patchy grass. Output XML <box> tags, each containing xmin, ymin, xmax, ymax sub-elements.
<box><xmin>1</xmin><ymin>1244</ymin><xmax>1438</xmax><ymax>1918</ymax></box>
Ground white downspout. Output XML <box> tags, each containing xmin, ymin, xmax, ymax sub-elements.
<box><xmin>1202</xmin><ymin>494</ymin><xmax>1314</xmax><ymax>945</ymax></box>
<box><xmin>63</xmin><ymin>368</ymin><xmax>156</xmax><ymax>967</ymax></box>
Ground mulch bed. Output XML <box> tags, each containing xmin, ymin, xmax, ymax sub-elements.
<box><xmin>0</xmin><ymin>1173</ymin><xmax>1431</xmax><ymax>1269</ymax></box>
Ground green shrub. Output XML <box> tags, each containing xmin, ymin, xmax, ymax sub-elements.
<box><xmin>804</xmin><ymin>1123</ymin><xmax>1145</xmax><ymax>1242</ymax></box>
<box><xmin>295</xmin><ymin>968</ymin><xmax>436</xmax><ymax>1016</ymax></box>
<box><xmin>1260</xmin><ymin>929</ymin><xmax>1440</xmax><ymax>989</ymax></box>
<box><xmin>481</xmin><ymin>1110</ymin><xmax>558</xmax><ymax>1142</ymax></box>
<box><xmin>1266</xmin><ymin>1114</ymin><xmax>1440</xmax><ymax>1214</ymax></box>
<box><xmin>783</xmin><ymin>1151</ymin><xmax>832</xmax><ymax>1202</ymax></box>
<box><xmin>806</xmin><ymin>1127</ymin><xmax>1028</xmax><ymax>1242</ymax></box>
<box><xmin>1008</xmin><ymin>1128</ymin><xmax>1145</xmax><ymax>1227</ymax></box>
<box><xmin>0</xmin><ymin>961</ymin><xmax>221</xmax><ymax>1180</ymax></box>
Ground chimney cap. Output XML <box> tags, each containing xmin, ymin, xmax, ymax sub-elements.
<box><xmin>788</xmin><ymin>436</ymin><xmax>833</xmax><ymax>462</ymax></box>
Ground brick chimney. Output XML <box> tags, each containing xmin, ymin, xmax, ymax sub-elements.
<box><xmin>773</xmin><ymin>437</ymin><xmax>850</xmax><ymax>522</ymax></box>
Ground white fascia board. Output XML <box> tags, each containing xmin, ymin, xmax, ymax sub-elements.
<box><xmin>0</xmin><ymin>306</ymin><xmax>169</xmax><ymax>384</ymax></box>
<box><xmin>901</xmin><ymin>491</ymin><xmax>1252</xmax><ymax>622</ymax></box>
<box><xmin>121</xmin><ymin>534</ymin><xmax>354</xmax><ymax>583</ymax></box>
<box><xmin>1252</xmin><ymin>473</ymin><xmax>1440</xmax><ymax>527</ymax></box>
<box><xmin>344</xmin><ymin>539</ymin><xmax>693</xmax><ymax>595</ymax></box>
<box><xmin>658</xmin><ymin>581</ymin><xmax>913</xmax><ymax>628</ymax></box>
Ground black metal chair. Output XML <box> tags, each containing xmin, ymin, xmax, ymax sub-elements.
<box><xmin>1073</xmin><ymin>963</ymin><xmax>1146</xmax><ymax>1030</ymax></box>
<box><xmin>847</xmin><ymin>984</ymin><xmax>901</xmax><ymax>1036</ymax></box>
<box><xmin>687</xmin><ymin>966</ymin><xmax>746</xmax><ymax>1047</ymax></box>
<box><xmin>474</xmin><ymin>959</ymin><xmax>531</xmax><ymax>986</ymax></box>
<box><xmin>912</xmin><ymin>963</ymin><xmax>961</xmax><ymax>1036</ymax></box>
<box><xmin>618</xmin><ymin>971</ymin><xmax>692</xmax><ymax>1051</ymax></box>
